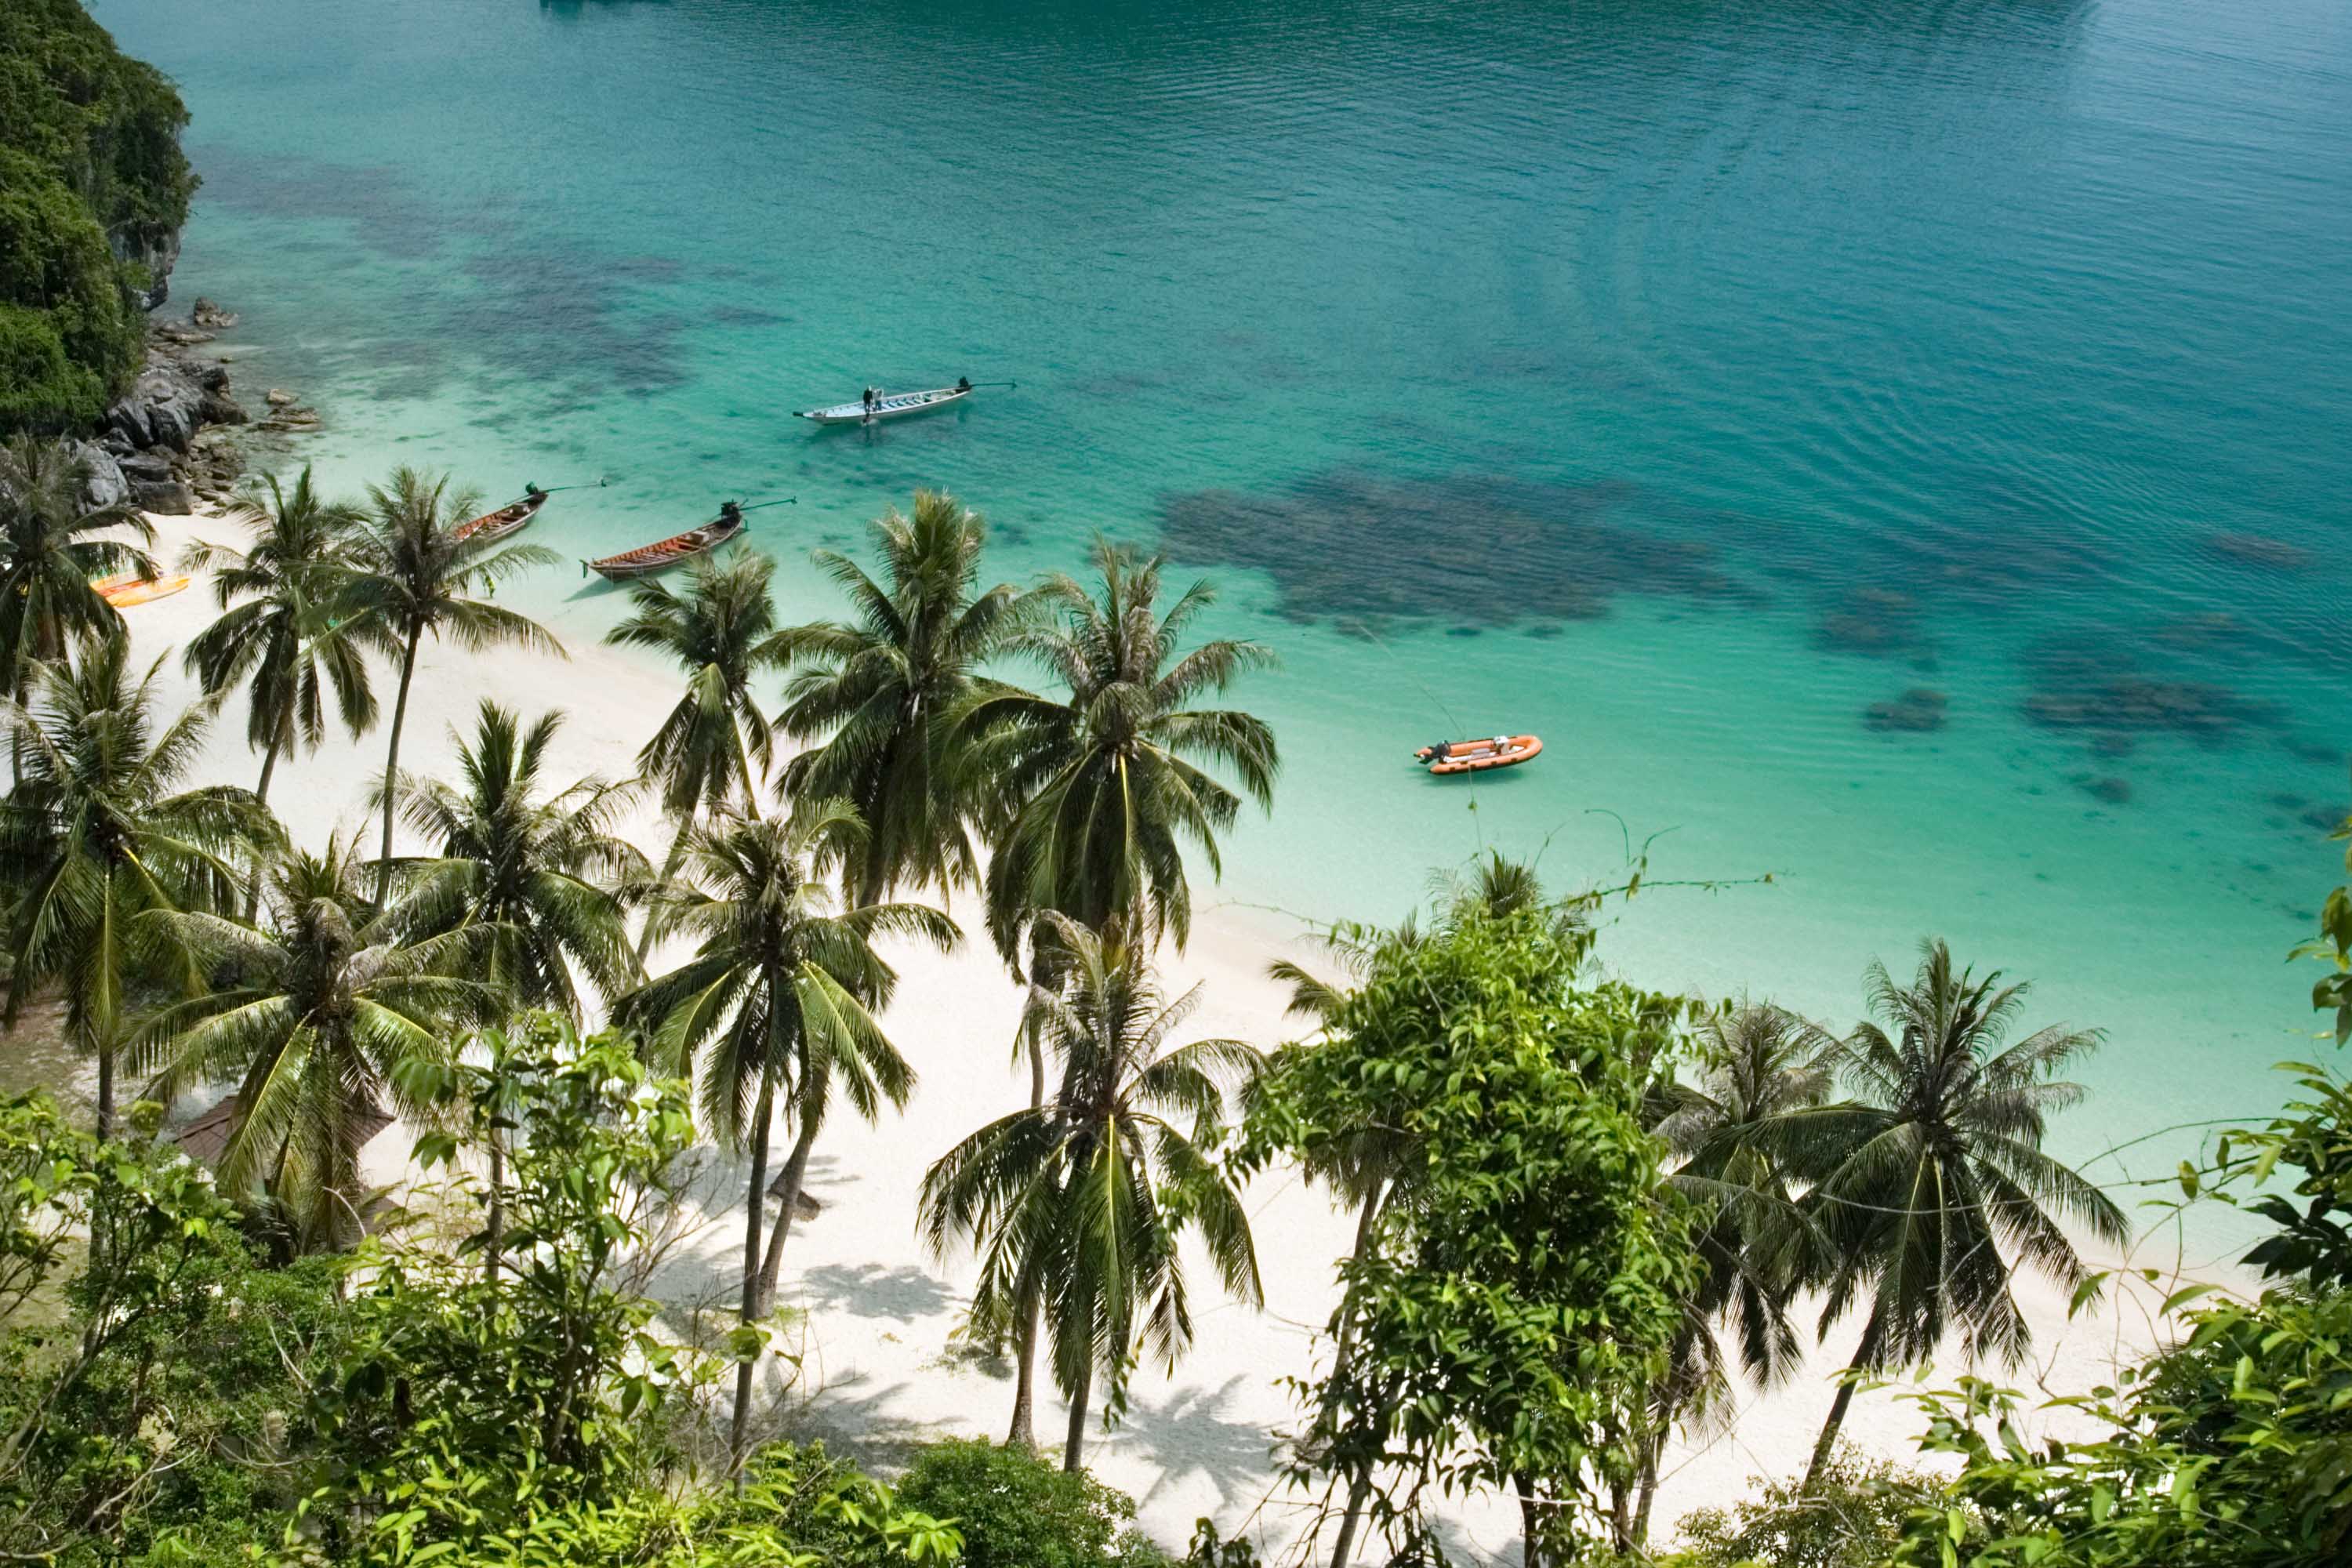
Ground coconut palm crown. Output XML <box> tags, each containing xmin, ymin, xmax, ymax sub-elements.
<box><xmin>0</xmin><ymin>436</ymin><xmax>154</xmax><ymax>693</ymax></box>
<box><xmin>180</xmin><ymin>466</ymin><xmax>376</xmax><ymax>804</ymax></box>
<box><xmin>776</xmin><ymin>491</ymin><xmax>1025</xmax><ymax>907</ymax></box>
<box><xmin>1795</xmin><ymin>939</ymin><xmax>2128</xmax><ymax>1486</ymax></box>
<box><xmin>960</xmin><ymin>537</ymin><xmax>1278</xmax><ymax>963</ymax></box>
<box><xmin>339</xmin><ymin>466</ymin><xmax>561</xmax><ymax>900</ymax></box>
<box><xmin>920</xmin><ymin>913</ymin><xmax>1263</xmax><ymax>1472</ymax></box>
<box><xmin>389</xmin><ymin>700</ymin><xmax>647</xmax><ymax>1018</ymax></box>
<box><xmin>133</xmin><ymin>837</ymin><xmax>499</xmax><ymax>1253</ymax></box>
<box><xmin>0</xmin><ymin>636</ymin><xmax>274</xmax><ymax>1133</ymax></box>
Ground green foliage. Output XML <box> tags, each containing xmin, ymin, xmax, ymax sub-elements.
<box><xmin>776</xmin><ymin>490</ymin><xmax>1025</xmax><ymax>908</ymax></box>
<box><xmin>895</xmin><ymin>1438</ymin><xmax>1161</xmax><ymax>1568</ymax></box>
<box><xmin>299</xmin><ymin>1019</ymin><xmax>711</xmax><ymax>1556</ymax></box>
<box><xmin>1892</xmin><ymin>1290</ymin><xmax>2352</xmax><ymax>1568</ymax></box>
<box><xmin>0</xmin><ymin>1091</ymin><xmax>341</xmax><ymax>1563</ymax></box>
<box><xmin>1675</xmin><ymin>1448</ymin><xmax>1946</xmax><ymax>1568</ymax></box>
<box><xmin>0</xmin><ymin>0</ymin><xmax>196</xmax><ymax>432</ymax></box>
<box><xmin>1247</xmin><ymin>895</ymin><xmax>1695</xmax><ymax>1566</ymax></box>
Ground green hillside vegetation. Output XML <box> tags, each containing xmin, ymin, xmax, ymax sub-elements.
<box><xmin>0</xmin><ymin>0</ymin><xmax>195</xmax><ymax>434</ymax></box>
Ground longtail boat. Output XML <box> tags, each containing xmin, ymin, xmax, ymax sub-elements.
<box><xmin>453</xmin><ymin>487</ymin><xmax>549</xmax><ymax>545</ymax></box>
<box><xmin>795</xmin><ymin>383</ymin><xmax>972</xmax><ymax>426</ymax></box>
<box><xmin>584</xmin><ymin>505</ymin><xmax>747</xmax><ymax>581</ymax></box>
<box><xmin>1414</xmin><ymin>734</ymin><xmax>1542</xmax><ymax>775</ymax></box>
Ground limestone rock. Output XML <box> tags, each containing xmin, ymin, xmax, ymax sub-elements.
<box><xmin>191</xmin><ymin>297</ymin><xmax>239</xmax><ymax>329</ymax></box>
<box><xmin>64</xmin><ymin>441</ymin><xmax>129</xmax><ymax>512</ymax></box>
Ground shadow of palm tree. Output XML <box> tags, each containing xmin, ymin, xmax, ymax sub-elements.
<box><xmin>1105</xmin><ymin>1375</ymin><xmax>1277</xmax><ymax>1512</ymax></box>
<box><xmin>795</xmin><ymin>1261</ymin><xmax>958</xmax><ymax>1323</ymax></box>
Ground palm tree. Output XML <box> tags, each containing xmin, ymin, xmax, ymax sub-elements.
<box><xmin>389</xmin><ymin>700</ymin><xmax>648</xmax><ymax>1281</ymax></box>
<box><xmin>180</xmin><ymin>467</ymin><xmax>376</xmax><ymax>811</ymax></box>
<box><xmin>604</xmin><ymin>548</ymin><xmax>790</xmax><ymax>961</ymax></box>
<box><xmin>775</xmin><ymin>491</ymin><xmax>1025</xmax><ymax>907</ymax></box>
<box><xmin>0</xmin><ymin>437</ymin><xmax>154</xmax><ymax>697</ymax></box>
<box><xmin>617</xmin><ymin>803</ymin><xmax>955</xmax><ymax>1468</ymax></box>
<box><xmin>340</xmin><ymin>467</ymin><xmax>561</xmax><ymax>902</ymax></box>
<box><xmin>1796</xmin><ymin>941</ymin><xmax>2129</xmax><ymax>1487</ymax></box>
<box><xmin>921</xmin><ymin>913</ymin><xmax>1262</xmax><ymax>1472</ymax></box>
<box><xmin>0</xmin><ymin>637</ymin><xmax>272</xmax><ymax>1134</ymax></box>
<box><xmin>954</xmin><ymin>542</ymin><xmax>1276</xmax><ymax>1439</ymax></box>
<box><xmin>1636</xmin><ymin>1003</ymin><xmax>1837</xmax><ymax>1542</ymax></box>
<box><xmin>132</xmin><ymin>837</ymin><xmax>498</xmax><ymax>1252</ymax></box>
<box><xmin>391</xmin><ymin>701</ymin><xmax>646</xmax><ymax>1018</ymax></box>
<box><xmin>960</xmin><ymin>537</ymin><xmax>1279</xmax><ymax>962</ymax></box>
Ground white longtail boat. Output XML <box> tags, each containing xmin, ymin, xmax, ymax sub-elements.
<box><xmin>794</xmin><ymin>383</ymin><xmax>973</xmax><ymax>425</ymax></box>
<box><xmin>452</xmin><ymin>488</ymin><xmax>550</xmax><ymax>545</ymax></box>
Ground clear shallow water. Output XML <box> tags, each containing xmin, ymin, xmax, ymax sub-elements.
<box><xmin>94</xmin><ymin>0</ymin><xmax>2352</xmax><ymax>1183</ymax></box>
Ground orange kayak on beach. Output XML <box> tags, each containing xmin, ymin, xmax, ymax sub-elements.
<box><xmin>91</xmin><ymin>573</ymin><xmax>191</xmax><ymax>608</ymax></box>
<box><xmin>1415</xmin><ymin>734</ymin><xmax>1542</xmax><ymax>774</ymax></box>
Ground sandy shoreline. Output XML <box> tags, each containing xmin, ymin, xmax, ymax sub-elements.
<box><xmin>105</xmin><ymin>501</ymin><xmax>2216</xmax><ymax>1559</ymax></box>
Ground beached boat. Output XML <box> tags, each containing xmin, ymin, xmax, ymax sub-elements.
<box><xmin>452</xmin><ymin>488</ymin><xmax>549</xmax><ymax>544</ymax></box>
<box><xmin>91</xmin><ymin>572</ymin><xmax>191</xmax><ymax>608</ymax></box>
<box><xmin>794</xmin><ymin>384</ymin><xmax>971</xmax><ymax>425</ymax></box>
<box><xmin>585</xmin><ymin>506</ymin><xmax>746</xmax><ymax>580</ymax></box>
<box><xmin>1415</xmin><ymin>734</ymin><xmax>1542</xmax><ymax>775</ymax></box>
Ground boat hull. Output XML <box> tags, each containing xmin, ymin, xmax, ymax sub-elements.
<box><xmin>586</xmin><ymin>517</ymin><xmax>746</xmax><ymax>580</ymax></box>
<box><xmin>453</xmin><ymin>491</ymin><xmax>550</xmax><ymax>545</ymax></box>
<box><xmin>795</xmin><ymin>386</ymin><xmax>972</xmax><ymax>424</ymax></box>
<box><xmin>1417</xmin><ymin>734</ymin><xmax>1542</xmax><ymax>775</ymax></box>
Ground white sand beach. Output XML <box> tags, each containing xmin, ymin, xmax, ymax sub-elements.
<box><xmin>107</xmin><ymin>503</ymin><xmax>2221</xmax><ymax>1561</ymax></box>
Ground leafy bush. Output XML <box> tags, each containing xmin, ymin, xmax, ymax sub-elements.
<box><xmin>1674</xmin><ymin>1448</ymin><xmax>1947</xmax><ymax>1568</ymax></box>
<box><xmin>895</xmin><ymin>1439</ymin><xmax>1167</xmax><ymax>1568</ymax></box>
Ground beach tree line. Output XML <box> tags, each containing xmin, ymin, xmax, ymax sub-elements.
<box><xmin>0</xmin><ymin>435</ymin><xmax>2342</xmax><ymax>1566</ymax></box>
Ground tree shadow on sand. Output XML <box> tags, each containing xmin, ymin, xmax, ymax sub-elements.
<box><xmin>1107</xmin><ymin>1376</ymin><xmax>1278</xmax><ymax>1513</ymax></box>
<box><xmin>794</xmin><ymin>1262</ymin><xmax>958</xmax><ymax>1324</ymax></box>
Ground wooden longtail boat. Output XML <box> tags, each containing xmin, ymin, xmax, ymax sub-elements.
<box><xmin>452</xmin><ymin>488</ymin><xmax>550</xmax><ymax>545</ymax></box>
<box><xmin>91</xmin><ymin>572</ymin><xmax>191</xmax><ymax>608</ymax></box>
<box><xmin>584</xmin><ymin>506</ymin><xmax>746</xmax><ymax>581</ymax></box>
<box><xmin>794</xmin><ymin>383</ymin><xmax>971</xmax><ymax>425</ymax></box>
<box><xmin>1414</xmin><ymin>734</ymin><xmax>1542</xmax><ymax>775</ymax></box>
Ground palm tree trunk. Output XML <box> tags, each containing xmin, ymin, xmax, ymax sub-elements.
<box><xmin>1005</xmin><ymin>1000</ymin><xmax>1049</xmax><ymax>1448</ymax></box>
<box><xmin>374</xmin><ymin>624</ymin><xmax>422</xmax><ymax>906</ymax></box>
<box><xmin>1062</xmin><ymin>1353</ymin><xmax>1094</xmax><ymax>1473</ymax></box>
<box><xmin>94</xmin><ymin>1040</ymin><xmax>114</xmax><ymax>1142</ymax></box>
<box><xmin>1803</xmin><ymin>1312</ymin><xmax>1884</xmax><ymax>1490</ymax></box>
<box><xmin>634</xmin><ymin>827</ymin><xmax>690</xmax><ymax>966</ymax></box>
<box><xmin>729</xmin><ymin>1076</ymin><xmax>776</xmax><ymax>1475</ymax></box>
<box><xmin>243</xmin><ymin>729</ymin><xmax>284</xmax><ymax>922</ymax></box>
<box><xmin>1007</xmin><ymin>1279</ymin><xmax>1040</xmax><ymax>1448</ymax></box>
<box><xmin>753</xmin><ymin>1113</ymin><xmax>817</xmax><ymax>1316</ymax></box>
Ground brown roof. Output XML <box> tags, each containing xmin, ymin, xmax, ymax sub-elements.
<box><xmin>172</xmin><ymin>1093</ymin><xmax>393</xmax><ymax>1168</ymax></box>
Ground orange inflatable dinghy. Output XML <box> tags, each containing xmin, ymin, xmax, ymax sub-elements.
<box><xmin>1414</xmin><ymin>734</ymin><xmax>1541</xmax><ymax>775</ymax></box>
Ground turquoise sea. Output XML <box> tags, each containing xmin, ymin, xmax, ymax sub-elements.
<box><xmin>94</xmin><ymin>0</ymin><xmax>2352</xmax><ymax>1193</ymax></box>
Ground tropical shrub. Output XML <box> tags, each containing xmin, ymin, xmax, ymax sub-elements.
<box><xmin>1675</xmin><ymin>1448</ymin><xmax>1947</xmax><ymax>1568</ymax></box>
<box><xmin>895</xmin><ymin>1439</ymin><xmax>1167</xmax><ymax>1568</ymax></box>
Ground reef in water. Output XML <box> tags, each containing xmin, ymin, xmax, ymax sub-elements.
<box><xmin>1155</xmin><ymin>472</ymin><xmax>1756</xmax><ymax>630</ymax></box>
<box><xmin>1863</xmin><ymin>688</ymin><xmax>1948</xmax><ymax>732</ymax></box>
<box><xmin>1817</xmin><ymin>588</ymin><xmax>1924</xmax><ymax>656</ymax></box>
<box><xmin>2204</xmin><ymin>532</ymin><xmax>2315</xmax><ymax>572</ymax></box>
<box><xmin>2020</xmin><ymin>637</ymin><xmax>2274</xmax><ymax>739</ymax></box>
